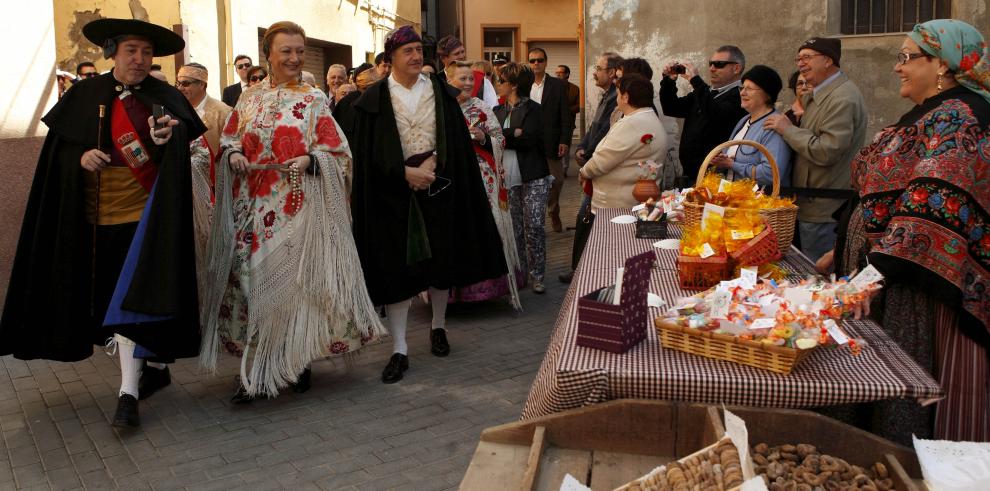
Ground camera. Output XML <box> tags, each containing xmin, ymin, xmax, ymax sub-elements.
<box><xmin>671</xmin><ymin>64</ymin><xmax>686</xmax><ymax>74</ymax></box>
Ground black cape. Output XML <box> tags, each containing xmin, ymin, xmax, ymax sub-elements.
<box><xmin>0</xmin><ymin>72</ymin><xmax>206</xmax><ymax>362</ymax></box>
<box><xmin>351</xmin><ymin>74</ymin><xmax>507</xmax><ymax>305</ymax></box>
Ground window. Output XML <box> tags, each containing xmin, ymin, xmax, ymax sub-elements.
<box><xmin>483</xmin><ymin>28</ymin><xmax>515</xmax><ymax>62</ymax></box>
<box><xmin>840</xmin><ymin>0</ymin><xmax>950</xmax><ymax>35</ymax></box>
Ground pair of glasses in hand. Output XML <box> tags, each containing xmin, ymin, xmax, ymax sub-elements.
<box><xmin>428</xmin><ymin>176</ymin><xmax>452</xmax><ymax>197</ymax></box>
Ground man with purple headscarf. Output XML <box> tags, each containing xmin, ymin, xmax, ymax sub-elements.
<box><xmin>350</xmin><ymin>26</ymin><xmax>508</xmax><ymax>384</ymax></box>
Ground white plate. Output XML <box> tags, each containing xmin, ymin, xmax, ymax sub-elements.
<box><xmin>609</xmin><ymin>215</ymin><xmax>637</xmax><ymax>224</ymax></box>
<box><xmin>654</xmin><ymin>239</ymin><xmax>681</xmax><ymax>250</ymax></box>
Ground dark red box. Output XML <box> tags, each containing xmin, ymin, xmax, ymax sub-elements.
<box><xmin>576</xmin><ymin>251</ymin><xmax>656</xmax><ymax>353</ymax></box>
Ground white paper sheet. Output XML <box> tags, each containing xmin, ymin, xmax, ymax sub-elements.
<box><xmin>914</xmin><ymin>436</ymin><xmax>990</xmax><ymax>491</ymax></box>
<box><xmin>654</xmin><ymin>238</ymin><xmax>681</xmax><ymax>250</ymax></box>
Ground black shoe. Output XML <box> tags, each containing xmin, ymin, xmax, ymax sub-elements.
<box><xmin>112</xmin><ymin>394</ymin><xmax>140</xmax><ymax>428</ymax></box>
<box><xmin>558</xmin><ymin>270</ymin><xmax>574</xmax><ymax>284</ymax></box>
<box><xmin>138</xmin><ymin>364</ymin><xmax>171</xmax><ymax>401</ymax></box>
<box><xmin>430</xmin><ymin>329</ymin><xmax>450</xmax><ymax>357</ymax></box>
<box><xmin>291</xmin><ymin>368</ymin><xmax>312</xmax><ymax>393</ymax></box>
<box><xmin>231</xmin><ymin>377</ymin><xmax>254</xmax><ymax>404</ymax></box>
<box><xmin>381</xmin><ymin>353</ymin><xmax>409</xmax><ymax>384</ymax></box>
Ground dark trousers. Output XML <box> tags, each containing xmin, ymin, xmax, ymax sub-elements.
<box><xmin>91</xmin><ymin>223</ymin><xmax>138</xmax><ymax>340</ymax></box>
<box><xmin>569</xmin><ymin>196</ymin><xmax>595</xmax><ymax>270</ymax></box>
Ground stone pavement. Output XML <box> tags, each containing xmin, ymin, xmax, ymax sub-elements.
<box><xmin>0</xmin><ymin>172</ymin><xmax>587</xmax><ymax>490</ymax></box>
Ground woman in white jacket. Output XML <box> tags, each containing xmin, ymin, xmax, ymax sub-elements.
<box><xmin>579</xmin><ymin>74</ymin><xmax>668</xmax><ymax>212</ymax></box>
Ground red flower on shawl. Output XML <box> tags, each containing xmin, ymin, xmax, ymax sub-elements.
<box><xmin>315</xmin><ymin>116</ymin><xmax>342</xmax><ymax>148</ymax></box>
<box><xmin>911</xmin><ymin>187</ymin><xmax>929</xmax><ymax>204</ymax></box>
<box><xmin>222</xmin><ymin>110</ymin><xmax>239</xmax><ymax>136</ymax></box>
<box><xmin>981</xmin><ymin>234</ymin><xmax>990</xmax><ymax>251</ymax></box>
<box><xmin>960</xmin><ymin>51</ymin><xmax>980</xmax><ymax>72</ymax></box>
<box><xmin>263</xmin><ymin>210</ymin><xmax>276</xmax><ymax>227</ymax></box>
<box><xmin>329</xmin><ymin>341</ymin><xmax>349</xmax><ymax>354</ymax></box>
<box><xmin>241</xmin><ymin>132</ymin><xmax>262</xmax><ymax>162</ymax></box>
<box><xmin>641</xmin><ymin>134</ymin><xmax>654</xmax><ymax>144</ymax></box>
<box><xmin>272</xmin><ymin>125</ymin><xmax>307</xmax><ymax>162</ymax></box>
<box><xmin>873</xmin><ymin>202</ymin><xmax>889</xmax><ymax>219</ymax></box>
<box><xmin>472</xmin><ymin>111</ymin><xmax>488</xmax><ymax>128</ymax></box>
<box><xmin>247</xmin><ymin>169</ymin><xmax>281</xmax><ymax>198</ymax></box>
<box><xmin>945</xmin><ymin>196</ymin><xmax>961</xmax><ymax>214</ymax></box>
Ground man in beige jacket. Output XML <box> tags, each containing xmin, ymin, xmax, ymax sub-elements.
<box><xmin>765</xmin><ymin>37</ymin><xmax>867</xmax><ymax>262</ymax></box>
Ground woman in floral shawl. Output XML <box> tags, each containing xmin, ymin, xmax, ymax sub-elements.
<box><xmin>822</xmin><ymin>19</ymin><xmax>990</xmax><ymax>442</ymax></box>
<box><xmin>444</xmin><ymin>61</ymin><xmax>522</xmax><ymax>309</ymax></box>
<box><xmin>200</xmin><ymin>21</ymin><xmax>385</xmax><ymax>401</ymax></box>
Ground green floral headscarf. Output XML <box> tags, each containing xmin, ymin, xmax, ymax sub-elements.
<box><xmin>909</xmin><ymin>19</ymin><xmax>990</xmax><ymax>103</ymax></box>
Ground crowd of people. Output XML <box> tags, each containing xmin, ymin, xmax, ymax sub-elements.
<box><xmin>3</xmin><ymin>16</ymin><xmax>989</xmax><ymax>446</ymax></box>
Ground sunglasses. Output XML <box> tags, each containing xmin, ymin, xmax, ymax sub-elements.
<box><xmin>236</xmin><ymin>63</ymin><xmax>252</xmax><ymax>69</ymax></box>
<box><xmin>249</xmin><ymin>75</ymin><xmax>266</xmax><ymax>82</ymax></box>
<box><xmin>80</xmin><ymin>72</ymin><xmax>98</xmax><ymax>78</ymax></box>
<box><xmin>708</xmin><ymin>60</ymin><xmax>738</xmax><ymax>69</ymax></box>
<box><xmin>528</xmin><ymin>58</ymin><xmax>546</xmax><ymax>64</ymax></box>
<box><xmin>175</xmin><ymin>80</ymin><xmax>201</xmax><ymax>87</ymax></box>
<box><xmin>428</xmin><ymin>176</ymin><xmax>452</xmax><ymax>197</ymax></box>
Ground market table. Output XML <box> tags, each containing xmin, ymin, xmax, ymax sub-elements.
<box><xmin>521</xmin><ymin>208</ymin><xmax>943</xmax><ymax>419</ymax></box>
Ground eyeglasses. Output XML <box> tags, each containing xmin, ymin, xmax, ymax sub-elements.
<box><xmin>738</xmin><ymin>85</ymin><xmax>762</xmax><ymax>93</ymax></box>
<box><xmin>897</xmin><ymin>51</ymin><xmax>928</xmax><ymax>65</ymax></box>
<box><xmin>428</xmin><ymin>176</ymin><xmax>452</xmax><ymax>197</ymax></box>
<box><xmin>708</xmin><ymin>60</ymin><xmax>738</xmax><ymax>69</ymax></box>
<box><xmin>175</xmin><ymin>80</ymin><xmax>201</xmax><ymax>87</ymax></box>
<box><xmin>794</xmin><ymin>53</ymin><xmax>825</xmax><ymax>64</ymax></box>
<box><xmin>79</xmin><ymin>72</ymin><xmax>98</xmax><ymax>78</ymax></box>
<box><xmin>594</xmin><ymin>65</ymin><xmax>611</xmax><ymax>72</ymax></box>
<box><xmin>249</xmin><ymin>75</ymin><xmax>266</xmax><ymax>82</ymax></box>
<box><xmin>236</xmin><ymin>63</ymin><xmax>252</xmax><ymax>70</ymax></box>
<box><xmin>528</xmin><ymin>58</ymin><xmax>546</xmax><ymax>64</ymax></box>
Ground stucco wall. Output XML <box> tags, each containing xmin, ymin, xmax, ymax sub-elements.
<box><xmin>2</xmin><ymin>2</ymin><xmax>59</xmax><ymax>139</ymax></box>
<box><xmin>464</xmin><ymin>0</ymin><xmax>579</xmax><ymax>61</ymax></box>
<box><xmin>584</xmin><ymin>0</ymin><xmax>989</xmax><ymax>140</ymax></box>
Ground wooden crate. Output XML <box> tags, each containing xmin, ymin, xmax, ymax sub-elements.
<box><xmin>459</xmin><ymin>400</ymin><xmax>922</xmax><ymax>491</ymax></box>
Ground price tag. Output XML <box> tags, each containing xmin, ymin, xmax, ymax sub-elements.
<box><xmin>724</xmin><ymin>409</ymin><xmax>757</xmax><ymax>481</ymax></box>
<box><xmin>700</xmin><ymin>243</ymin><xmax>716</xmax><ymax>258</ymax></box>
<box><xmin>701</xmin><ymin>203</ymin><xmax>726</xmax><ymax>230</ymax></box>
<box><xmin>850</xmin><ymin>264</ymin><xmax>884</xmax><ymax>289</ymax></box>
<box><xmin>824</xmin><ymin>319</ymin><xmax>849</xmax><ymax>345</ymax></box>
<box><xmin>662</xmin><ymin>198</ymin><xmax>673</xmax><ymax>214</ymax></box>
<box><xmin>739</xmin><ymin>267</ymin><xmax>758</xmax><ymax>288</ymax></box>
<box><xmin>749</xmin><ymin>318</ymin><xmax>776</xmax><ymax>329</ymax></box>
<box><xmin>710</xmin><ymin>290</ymin><xmax>732</xmax><ymax>319</ymax></box>
<box><xmin>730</xmin><ymin>229</ymin><xmax>755</xmax><ymax>241</ymax></box>
<box><xmin>783</xmin><ymin>287</ymin><xmax>813</xmax><ymax>307</ymax></box>
<box><xmin>718</xmin><ymin>179</ymin><xmax>732</xmax><ymax>193</ymax></box>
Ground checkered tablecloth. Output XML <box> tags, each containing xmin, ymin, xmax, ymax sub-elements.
<box><xmin>521</xmin><ymin>208</ymin><xmax>943</xmax><ymax>419</ymax></box>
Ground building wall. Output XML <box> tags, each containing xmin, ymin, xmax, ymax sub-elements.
<box><xmin>463</xmin><ymin>0</ymin><xmax>579</xmax><ymax>62</ymax></box>
<box><xmin>584</xmin><ymin>0</ymin><xmax>989</xmax><ymax>140</ymax></box>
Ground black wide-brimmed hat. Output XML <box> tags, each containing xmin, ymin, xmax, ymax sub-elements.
<box><xmin>83</xmin><ymin>18</ymin><xmax>185</xmax><ymax>57</ymax></box>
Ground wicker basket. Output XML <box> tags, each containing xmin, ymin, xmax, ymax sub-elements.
<box><xmin>655</xmin><ymin>318</ymin><xmax>812</xmax><ymax>374</ymax></box>
<box><xmin>729</xmin><ymin>223</ymin><xmax>782</xmax><ymax>266</ymax></box>
<box><xmin>677</xmin><ymin>254</ymin><xmax>729</xmax><ymax>291</ymax></box>
<box><xmin>684</xmin><ymin>140</ymin><xmax>798</xmax><ymax>247</ymax></box>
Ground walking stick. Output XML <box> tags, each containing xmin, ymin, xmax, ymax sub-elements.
<box><xmin>91</xmin><ymin>104</ymin><xmax>105</xmax><ymax>316</ymax></box>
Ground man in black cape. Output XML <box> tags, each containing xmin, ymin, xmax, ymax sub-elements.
<box><xmin>0</xmin><ymin>18</ymin><xmax>205</xmax><ymax>427</ymax></box>
<box><xmin>351</xmin><ymin>26</ymin><xmax>507</xmax><ymax>383</ymax></box>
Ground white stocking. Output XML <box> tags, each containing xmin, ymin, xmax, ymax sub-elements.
<box><xmin>384</xmin><ymin>299</ymin><xmax>411</xmax><ymax>355</ymax></box>
<box><xmin>429</xmin><ymin>287</ymin><xmax>449</xmax><ymax>331</ymax></box>
<box><xmin>115</xmin><ymin>334</ymin><xmax>143</xmax><ymax>398</ymax></box>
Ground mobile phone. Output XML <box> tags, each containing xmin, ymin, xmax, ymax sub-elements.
<box><xmin>153</xmin><ymin>104</ymin><xmax>165</xmax><ymax>131</ymax></box>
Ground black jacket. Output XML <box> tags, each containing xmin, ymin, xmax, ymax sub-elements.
<box><xmin>0</xmin><ymin>72</ymin><xmax>206</xmax><ymax>362</ymax></box>
<box><xmin>494</xmin><ymin>98</ymin><xmax>549</xmax><ymax>183</ymax></box>
<box><xmin>577</xmin><ymin>85</ymin><xmax>617</xmax><ymax>160</ymax></box>
<box><xmin>350</xmin><ymin>74</ymin><xmax>507</xmax><ymax>305</ymax></box>
<box><xmin>221</xmin><ymin>82</ymin><xmax>243</xmax><ymax>107</ymax></box>
<box><xmin>533</xmin><ymin>75</ymin><xmax>575</xmax><ymax>159</ymax></box>
<box><xmin>659</xmin><ymin>75</ymin><xmax>747</xmax><ymax>178</ymax></box>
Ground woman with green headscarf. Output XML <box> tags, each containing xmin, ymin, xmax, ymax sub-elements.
<box><xmin>820</xmin><ymin>19</ymin><xmax>990</xmax><ymax>443</ymax></box>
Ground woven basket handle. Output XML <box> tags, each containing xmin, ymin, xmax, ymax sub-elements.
<box><xmin>695</xmin><ymin>139</ymin><xmax>780</xmax><ymax>198</ymax></box>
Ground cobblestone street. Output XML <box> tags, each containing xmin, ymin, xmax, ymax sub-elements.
<box><xmin>0</xmin><ymin>174</ymin><xmax>583</xmax><ymax>490</ymax></box>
